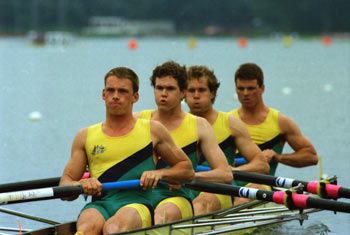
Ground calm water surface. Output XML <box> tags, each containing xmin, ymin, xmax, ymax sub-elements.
<box><xmin>0</xmin><ymin>36</ymin><xmax>349</xmax><ymax>234</ymax></box>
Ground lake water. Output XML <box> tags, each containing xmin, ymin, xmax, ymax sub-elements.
<box><xmin>0</xmin><ymin>36</ymin><xmax>349</xmax><ymax>234</ymax></box>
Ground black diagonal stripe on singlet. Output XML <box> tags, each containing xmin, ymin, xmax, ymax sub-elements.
<box><xmin>156</xmin><ymin>142</ymin><xmax>197</xmax><ymax>169</ymax></box>
<box><xmin>98</xmin><ymin>142</ymin><xmax>153</xmax><ymax>183</ymax></box>
<box><xmin>219</xmin><ymin>136</ymin><xmax>235</xmax><ymax>151</ymax></box>
<box><xmin>236</xmin><ymin>134</ymin><xmax>282</xmax><ymax>158</ymax></box>
<box><xmin>258</xmin><ymin>134</ymin><xmax>282</xmax><ymax>150</ymax></box>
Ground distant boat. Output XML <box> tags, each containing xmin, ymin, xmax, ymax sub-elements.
<box><xmin>45</xmin><ymin>31</ymin><xmax>75</xmax><ymax>46</ymax></box>
<box><xmin>28</xmin><ymin>31</ymin><xmax>75</xmax><ymax>47</ymax></box>
<box><xmin>28</xmin><ymin>31</ymin><xmax>45</xmax><ymax>46</ymax></box>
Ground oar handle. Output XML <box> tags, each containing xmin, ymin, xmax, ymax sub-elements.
<box><xmin>102</xmin><ymin>180</ymin><xmax>141</xmax><ymax>191</ymax></box>
<box><xmin>235</xmin><ymin>157</ymin><xmax>247</xmax><ymax>166</ymax></box>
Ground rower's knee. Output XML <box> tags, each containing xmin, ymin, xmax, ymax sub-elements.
<box><xmin>193</xmin><ymin>193</ymin><xmax>222</xmax><ymax>215</ymax></box>
<box><xmin>77</xmin><ymin>208</ymin><xmax>104</xmax><ymax>235</ymax></box>
<box><xmin>103</xmin><ymin>222</ymin><xmax>123</xmax><ymax>235</ymax></box>
<box><xmin>154</xmin><ymin>203</ymin><xmax>182</xmax><ymax>224</ymax></box>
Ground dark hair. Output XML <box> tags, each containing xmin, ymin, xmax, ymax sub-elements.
<box><xmin>234</xmin><ymin>63</ymin><xmax>264</xmax><ymax>87</ymax></box>
<box><xmin>150</xmin><ymin>61</ymin><xmax>187</xmax><ymax>91</ymax></box>
<box><xmin>187</xmin><ymin>65</ymin><xmax>220</xmax><ymax>103</ymax></box>
<box><xmin>104</xmin><ymin>67</ymin><xmax>139</xmax><ymax>93</ymax></box>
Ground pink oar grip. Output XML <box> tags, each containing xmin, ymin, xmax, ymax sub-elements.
<box><xmin>307</xmin><ymin>181</ymin><xmax>341</xmax><ymax>198</ymax></box>
<box><xmin>325</xmin><ymin>184</ymin><xmax>342</xmax><ymax>198</ymax></box>
<box><xmin>306</xmin><ymin>181</ymin><xmax>318</xmax><ymax>194</ymax></box>
<box><xmin>273</xmin><ymin>191</ymin><xmax>310</xmax><ymax>208</ymax></box>
<box><xmin>291</xmin><ymin>194</ymin><xmax>310</xmax><ymax>208</ymax></box>
<box><xmin>272</xmin><ymin>191</ymin><xmax>285</xmax><ymax>205</ymax></box>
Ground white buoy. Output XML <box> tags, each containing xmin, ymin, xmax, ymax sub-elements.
<box><xmin>323</xmin><ymin>84</ymin><xmax>333</xmax><ymax>92</ymax></box>
<box><xmin>282</xmin><ymin>87</ymin><xmax>292</xmax><ymax>95</ymax></box>
<box><xmin>29</xmin><ymin>111</ymin><xmax>42</xmax><ymax>121</ymax></box>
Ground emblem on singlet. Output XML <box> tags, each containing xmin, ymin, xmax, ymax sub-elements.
<box><xmin>92</xmin><ymin>145</ymin><xmax>106</xmax><ymax>156</ymax></box>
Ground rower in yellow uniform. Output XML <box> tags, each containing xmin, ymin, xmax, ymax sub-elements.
<box><xmin>135</xmin><ymin>61</ymin><xmax>232</xmax><ymax>224</ymax></box>
<box><xmin>59</xmin><ymin>67</ymin><xmax>194</xmax><ymax>235</ymax></box>
<box><xmin>229</xmin><ymin>63</ymin><xmax>318</xmax><ymax>204</ymax></box>
<box><xmin>185</xmin><ymin>65</ymin><xmax>269</xmax><ymax>214</ymax></box>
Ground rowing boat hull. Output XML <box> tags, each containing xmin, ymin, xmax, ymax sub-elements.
<box><xmin>22</xmin><ymin>200</ymin><xmax>318</xmax><ymax>235</ymax></box>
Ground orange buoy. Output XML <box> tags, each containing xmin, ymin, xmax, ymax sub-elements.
<box><xmin>127</xmin><ymin>38</ymin><xmax>138</xmax><ymax>50</ymax></box>
<box><xmin>238</xmin><ymin>37</ymin><xmax>248</xmax><ymax>48</ymax></box>
<box><xmin>322</xmin><ymin>36</ymin><xmax>332</xmax><ymax>46</ymax></box>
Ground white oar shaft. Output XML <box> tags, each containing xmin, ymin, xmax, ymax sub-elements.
<box><xmin>0</xmin><ymin>188</ymin><xmax>54</xmax><ymax>204</ymax></box>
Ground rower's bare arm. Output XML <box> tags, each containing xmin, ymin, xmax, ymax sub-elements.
<box><xmin>144</xmin><ymin>120</ymin><xmax>194</xmax><ymax>188</ymax></box>
<box><xmin>196</xmin><ymin>117</ymin><xmax>233</xmax><ymax>184</ymax></box>
<box><xmin>273</xmin><ymin>113</ymin><xmax>318</xmax><ymax>167</ymax></box>
<box><xmin>59</xmin><ymin>128</ymin><xmax>102</xmax><ymax>199</ymax></box>
<box><xmin>229</xmin><ymin>115</ymin><xmax>269</xmax><ymax>174</ymax></box>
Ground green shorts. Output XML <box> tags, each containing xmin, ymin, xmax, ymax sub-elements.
<box><xmin>81</xmin><ymin>190</ymin><xmax>154</xmax><ymax>224</ymax></box>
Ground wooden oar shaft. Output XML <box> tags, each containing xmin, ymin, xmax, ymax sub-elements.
<box><xmin>185</xmin><ymin>181</ymin><xmax>350</xmax><ymax>213</ymax></box>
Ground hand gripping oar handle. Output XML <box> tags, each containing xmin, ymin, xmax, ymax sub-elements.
<box><xmin>184</xmin><ymin>180</ymin><xmax>350</xmax><ymax>213</ymax></box>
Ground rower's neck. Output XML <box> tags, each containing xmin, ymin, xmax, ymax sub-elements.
<box><xmin>153</xmin><ymin>107</ymin><xmax>186</xmax><ymax>131</ymax></box>
<box><xmin>104</xmin><ymin>114</ymin><xmax>136</xmax><ymax>137</ymax></box>
<box><xmin>191</xmin><ymin>107</ymin><xmax>217</xmax><ymax>126</ymax></box>
<box><xmin>239</xmin><ymin>104</ymin><xmax>269</xmax><ymax>125</ymax></box>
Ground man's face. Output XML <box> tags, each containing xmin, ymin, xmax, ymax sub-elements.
<box><xmin>186</xmin><ymin>77</ymin><xmax>214</xmax><ymax>115</ymax></box>
<box><xmin>235</xmin><ymin>79</ymin><xmax>264</xmax><ymax>108</ymax></box>
<box><xmin>154</xmin><ymin>76</ymin><xmax>185</xmax><ymax>111</ymax></box>
<box><xmin>103</xmin><ymin>76</ymin><xmax>138</xmax><ymax>115</ymax></box>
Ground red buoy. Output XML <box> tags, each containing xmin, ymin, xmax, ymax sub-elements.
<box><xmin>238</xmin><ymin>37</ymin><xmax>248</xmax><ymax>48</ymax></box>
<box><xmin>127</xmin><ymin>38</ymin><xmax>138</xmax><ymax>50</ymax></box>
<box><xmin>322</xmin><ymin>36</ymin><xmax>332</xmax><ymax>47</ymax></box>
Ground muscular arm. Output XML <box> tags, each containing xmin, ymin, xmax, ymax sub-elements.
<box><xmin>195</xmin><ymin>117</ymin><xmax>233</xmax><ymax>184</ymax></box>
<box><xmin>141</xmin><ymin>120</ymin><xmax>194</xmax><ymax>188</ymax></box>
<box><xmin>59</xmin><ymin>128</ymin><xmax>102</xmax><ymax>198</ymax></box>
<box><xmin>268</xmin><ymin>113</ymin><xmax>318</xmax><ymax>167</ymax></box>
<box><xmin>229</xmin><ymin>115</ymin><xmax>269</xmax><ymax>174</ymax></box>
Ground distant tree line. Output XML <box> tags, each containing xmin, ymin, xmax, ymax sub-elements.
<box><xmin>0</xmin><ymin>0</ymin><xmax>349</xmax><ymax>35</ymax></box>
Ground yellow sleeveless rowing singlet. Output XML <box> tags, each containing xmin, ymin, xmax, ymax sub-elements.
<box><xmin>139</xmin><ymin>110</ymin><xmax>198</xmax><ymax>169</ymax></box>
<box><xmin>83</xmin><ymin>119</ymin><xmax>155</xmax><ymax>221</ymax></box>
<box><xmin>139</xmin><ymin>110</ymin><xmax>198</xmax><ymax>205</ymax></box>
<box><xmin>85</xmin><ymin>119</ymin><xmax>155</xmax><ymax>182</ymax></box>
<box><xmin>229</xmin><ymin>108</ymin><xmax>283</xmax><ymax>176</ymax></box>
